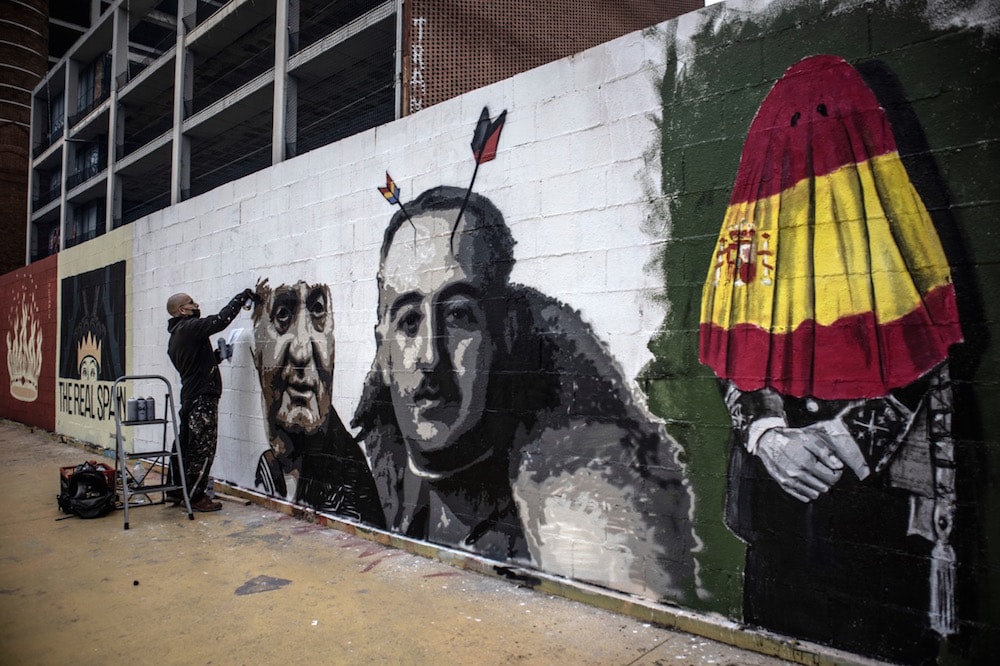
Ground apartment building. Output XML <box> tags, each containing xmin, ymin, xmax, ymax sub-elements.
<box><xmin>25</xmin><ymin>0</ymin><xmax>701</xmax><ymax>264</ymax></box>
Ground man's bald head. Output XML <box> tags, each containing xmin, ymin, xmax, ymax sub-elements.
<box><xmin>167</xmin><ymin>293</ymin><xmax>197</xmax><ymax>317</ymax></box>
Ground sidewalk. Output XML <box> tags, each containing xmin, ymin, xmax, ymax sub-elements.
<box><xmin>0</xmin><ymin>418</ymin><xmax>818</xmax><ymax>665</ymax></box>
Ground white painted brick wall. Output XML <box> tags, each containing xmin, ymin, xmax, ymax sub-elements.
<box><xmin>126</xmin><ymin>22</ymin><xmax>669</xmax><ymax>491</ymax></box>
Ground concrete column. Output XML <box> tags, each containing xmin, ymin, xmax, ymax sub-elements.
<box><xmin>60</xmin><ymin>60</ymin><xmax>77</xmax><ymax>248</ymax></box>
<box><xmin>272</xmin><ymin>0</ymin><xmax>293</xmax><ymax>163</ymax></box>
<box><xmin>106</xmin><ymin>4</ymin><xmax>128</xmax><ymax>231</ymax></box>
<box><xmin>283</xmin><ymin>76</ymin><xmax>297</xmax><ymax>159</ymax></box>
<box><xmin>25</xmin><ymin>93</ymin><xmax>43</xmax><ymax>263</ymax></box>
<box><xmin>171</xmin><ymin>0</ymin><xmax>195</xmax><ymax>204</ymax></box>
<box><xmin>286</xmin><ymin>0</ymin><xmax>299</xmax><ymax>157</ymax></box>
<box><xmin>65</xmin><ymin>58</ymin><xmax>79</xmax><ymax>125</ymax></box>
<box><xmin>394</xmin><ymin>0</ymin><xmax>403</xmax><ymax>119</ymax></box>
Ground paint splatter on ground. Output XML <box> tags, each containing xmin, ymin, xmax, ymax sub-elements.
<box><xmin>235</xmin><ymin>575</ymin><xmax>292</xmax><ymax>595</ymax></box>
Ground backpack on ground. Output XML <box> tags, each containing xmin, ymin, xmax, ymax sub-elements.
<box><xmin>57</xmin><ymin>461</ymin><xmax>117</xmax><ymax>519</ymax></box>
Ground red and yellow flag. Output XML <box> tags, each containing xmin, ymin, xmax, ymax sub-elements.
<box><xmin>699</xmin><ymin>55</ymin><xmax>962</xmax><ymax>400</ymax></box>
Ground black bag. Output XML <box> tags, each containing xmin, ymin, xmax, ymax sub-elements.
<box><xmin>58</xmin><ymin>461</ymin><xmax>117</xmax><ymax>519</ymax></box>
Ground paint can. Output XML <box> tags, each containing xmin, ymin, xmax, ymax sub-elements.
<box><xmin>126</xmin><ymin>398</ymin><xmax>139</xmax><ymax>422</ymax></box>
<box><xmin>135</xmin><ymin>397</ymin><xmax>147</xmax><ymax>421</ymax></box>
<box><xmin>143</xmin><ymin>397</ymin><xmax>155</xmax><ymax>420</ymax></box>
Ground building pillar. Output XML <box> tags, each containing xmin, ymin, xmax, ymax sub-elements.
<box><xmin>60</xmin><ymin>59</ymin><xmax>78</xmax><ymax>247</ymax></box>
<box><xmin>106</xmin><ymin>3</ymin><xmax>128</xmax><ymax>231</ymax></box>
<box><xmin>272</xmin><ymin>0</ymin><xmax>298</xmax><ymax>163</ymax></box>
<box><xmin>395</xmin><ymin>0</ymin><xmax>404</xmax><ymax>119</ymax></box>
<box><xmin>171</xmin><ymin>0</ymin><xmax>195</xmax><ymax>204</ymax></box>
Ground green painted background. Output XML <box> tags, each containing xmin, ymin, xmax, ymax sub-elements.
<box><xmin>639</xmin><ymin>1</ymin><xmax>999</xmax><ymax>661</ymax></box>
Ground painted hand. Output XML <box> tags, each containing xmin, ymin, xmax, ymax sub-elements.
<box><xmin>809</xmin><ymin>418</ymin><xmax>871</xmax><ymax>481</ymax></box>
<box><xmin>755</xmin><ymin>427</ymin><xmax>844</xmax><ymax>502</ymax></box>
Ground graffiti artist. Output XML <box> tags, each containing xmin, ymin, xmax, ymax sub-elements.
<box><xmin>166</xmin><ymin>288</ymin><xmax>257</xmax><ymax>512</ymax></box>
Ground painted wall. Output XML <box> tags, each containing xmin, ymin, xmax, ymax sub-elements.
<box><xmin>3</xmin><ymin>1</ymin><xmax>997</xmax><ymax>663</ymax></box>
<box><xmin>54</xmin><ymin>228</ymin><xmax>134</xmax><ymax>449</ymax></box>
<box><xmin>0</xmin><ymin>255</ymin><xmax>57</xmax><ymax>431</ymax></box>
<box><xmin>650</xmin><ymin>3</ymin><xmax>998</xmax><ymax>664</ymax></box>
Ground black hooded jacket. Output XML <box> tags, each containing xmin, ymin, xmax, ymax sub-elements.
<box><xmin>167</xmin><ymin>291</ymin><xmax>247</xmax><ymax>404</ymax></box>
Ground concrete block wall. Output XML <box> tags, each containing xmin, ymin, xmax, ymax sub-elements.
<box><xmin>2</xmin><ymin>1</ymin><xmax>997</xmax><ymax>663</ymax></box>
<box><xmin>121</xmin><ymin>21</ymin><xmax>679</xmax><ymax>572</ymax></box>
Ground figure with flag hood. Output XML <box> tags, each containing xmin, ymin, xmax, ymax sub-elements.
<box><xmin>699</xmin><ymin>55</ymin><xmax>963</xmax><ymax>663</ymax></box>
<box><xmin>353</xmin><ymin>108</ymin><xmax>704</xmax><ymax>604</ymax></box>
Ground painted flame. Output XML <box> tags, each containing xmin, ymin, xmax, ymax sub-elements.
<box><xmin>6</xmin><ymin>289</ymin><xmax>42</xmax><ymax>402</ymax></box>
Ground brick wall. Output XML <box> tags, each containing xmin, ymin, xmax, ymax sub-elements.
<box><xmin>0</xmin><ymin>0</ymin><xmax>48</xmax><ymax>275</ymax></box>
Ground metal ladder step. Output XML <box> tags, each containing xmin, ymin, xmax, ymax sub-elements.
<box><xmin>113</xmin><ymin>375</ymin><xmax>195</xmax><ymax>529</ymax></box>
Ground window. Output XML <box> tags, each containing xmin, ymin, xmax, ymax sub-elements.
<box><xmin>76</xmin><ymin>54</ymin><xmax>112</xmax><ymax>116</ymax></box>
<box><xmin>75</xmin><ymin>142</ymin><xmax>104</xmax><ymax>175</ymax></box>
<box><xmin>67</xmin><ymin>200</ymin><xmax>106</xmax><ymax>248</ymax></box>
<box><xmin>49</xmin><ymin>93</ymin><xmax>65</xmax><ymax>140</ymax></box>
<box><xmin>67</xmin><ymin>140</ymin><xmax>106</xmax><ymax>190</ymax></box>
<box><xmin>78</xmin><ymin>65</ymin><xmax>95</xmax><ymax>111</ymax></box>
<box><xmin>34</xmin><ymin>169</ymin><xmax>62</xmax><ymax>208</ymax></box>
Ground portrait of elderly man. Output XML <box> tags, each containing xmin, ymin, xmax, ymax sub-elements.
<box><xmin>252</xmin><ymin>278</ymin><xmax>383</xmax><ymax>526</ymax></box>
<box><xmin>352</xmin><ymin>186</ymin><xmax>702</xmax><ymax>603</ymax></box>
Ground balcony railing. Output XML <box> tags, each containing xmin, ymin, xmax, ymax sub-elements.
<box><xmin>182</xmin><ymin>0</ymin><xmax>236</xmax><ymax>31</ymax></box>
<box><xmin>64</xmin><ymin>225</ymin><xmax>103</xmax><ymax>249</ymax></box>
<box><xmin>117</xmin><ymin>32</ymin><xmax>176</xmax><ymax>89</ymax></box>
<box><xmin>32</xmin><ymin>127</ymin><xmax>63</xmax><ymax>157</ymax></box>
<box><xmin>117</xmin><ymin>62</ymin><xmax>148</xmax><ymax>90</ymax></box>
<box><xmin>121</xmin><ymin>192</ymin><xmax>171</xmax><ymax>226</ymax></box>
<box><xmin>66</xmin><ymin>157</ymin><xmax>108</xmax><ymax>190</ymax></box>
<box><xmin>34</xmin><ymin>184</ymin><xmax>61</xmax><ymax>209</ymax></box>
<box><xmin>31</xmin><ymin>248</ymin><xmax>56</xmax><ymax>263</ymax></box>
<box><xmin>120</xmin><ymin>110</ymin><xmax>174</xmax><ymax>157</ymax></box>
<box><xmin>191</xmin><ymin>45</ymin><xmax>275</xmax><ymax>115</ymax></box>
<box><xmin>68</xmin><ymin>88</ymin><xmax>111</xmax><ymax>127</ymax></box>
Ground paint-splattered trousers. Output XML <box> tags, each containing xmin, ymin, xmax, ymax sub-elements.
<box><xmin>171</xmin><ymin>395</ymin><xmax>219</xmax><ymax>501</ymax></box>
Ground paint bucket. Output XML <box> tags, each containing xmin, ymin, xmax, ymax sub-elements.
<box><xmin>144</xmin><ymin>397</ymin><xmax>155</xmax><ymax>420</ymax></box>
<box><xmin>126</xmin><ymin>399</ymin><xmax>139</xmax><ymax>422</ymax></box>
<box><xmin>135</xmin><ymin>398</ymin><xmax>147</xmax><ymax>421</ymax></box>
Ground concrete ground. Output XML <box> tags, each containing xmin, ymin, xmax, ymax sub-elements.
<box><xmin>0</xmin><ymin>419</ymin><xmax>863</xmax><ymax>665</ymax></box>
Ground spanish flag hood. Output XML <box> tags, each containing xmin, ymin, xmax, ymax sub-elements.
<box><xmin>699</xmin><ymin>55</ymin><xmax>962</xmax><ymax>400</ymax></box>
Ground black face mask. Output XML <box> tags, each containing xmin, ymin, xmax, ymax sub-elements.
<box><xmin>190</xmin><ymin>309</ymin><xmax>201</xmax><ymax>318</ymax></box>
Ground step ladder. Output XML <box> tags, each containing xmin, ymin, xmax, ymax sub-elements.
<box><xmin>113</xmin><ymin>375</ymin><xmax>194</xmax><ymax>528</ymax></box>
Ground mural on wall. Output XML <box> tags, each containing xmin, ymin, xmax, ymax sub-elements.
<box><xmin>5</xmin><ymin>3</ymin><xmax>991</xmax><ymax>661</ymax></box>
<box><xmin>58</xmin><ymin>261</ymin><xmax>127</xmax><ymax>423</ymax></box>
<box><xmin>699</xmin><ymin>55</ymin><xmax>964</xmax><ymax>662</ymax></box>
<box><xmin>344</xmin><ymin>108</ymin><xmax>704</xmax><ymax>603</ymax></box>
<box><xmin>0</xmin><ymin>258</ymin><xmax>57</xmax><ymax>431</ymax></box>
<box><xmin>250</xmin><ymin>278</ymin><xmax>384</xmax><ymax>526</ymax></box>
<box><xmin>243</xmin><ymin>108</ymin><xmax>703</xmax><ymax>603</ymax></box>
<box><xmin>6</xmin><ymin>278</ymin><xmax>43</xmax><ymax>403</ymax></box>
